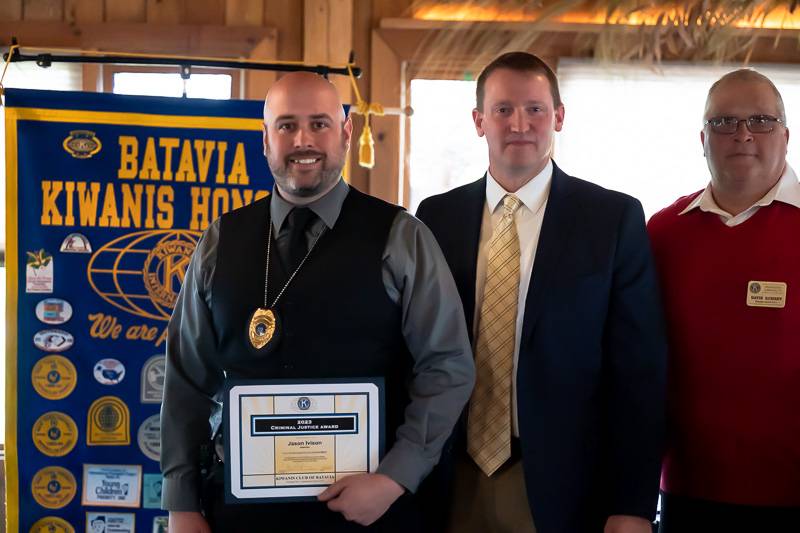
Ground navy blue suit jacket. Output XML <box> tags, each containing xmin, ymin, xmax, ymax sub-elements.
<box><xmin>416</xmin><ymin>163</ymin><xmax>667</xmax><ymax>532</ymax></box>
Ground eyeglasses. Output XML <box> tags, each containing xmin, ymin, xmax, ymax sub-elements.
<box><xmin>704</xmin><ymin>114</ymin><xmax>784</xmax><ymax>134</ymax></box>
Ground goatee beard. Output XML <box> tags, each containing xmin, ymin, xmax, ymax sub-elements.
<box><xmin>268</xmin><ymin>162</ymin><xmax>342</xmax><ymax>198</ymax></box>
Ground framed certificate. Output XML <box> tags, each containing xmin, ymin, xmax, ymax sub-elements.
<box><xmin>223</xmin><ymin>378</ymin><xmax>384</xmax><ymax>503</ymax></box>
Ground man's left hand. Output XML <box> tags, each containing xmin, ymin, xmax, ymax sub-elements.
<box><xmin>605</xmin><ymin>515</ymin><xmax>653</xmax><ymax>533</ymax></box>
<box><xmin>318</xmin><ymin>473</ymin><xmax>405</xmax><ymax>526</ymax></box>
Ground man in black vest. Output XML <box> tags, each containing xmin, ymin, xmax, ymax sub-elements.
<box><xmin>161</xmin><ymin>72</ymin><xmax>475</xmax><ymax>532</ymax></box>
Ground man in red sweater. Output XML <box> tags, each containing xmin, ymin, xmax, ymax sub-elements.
<box><xmin>648</xmin><ymin>69</ymin><xmax>800</xmax><ymax>531</ymax></box>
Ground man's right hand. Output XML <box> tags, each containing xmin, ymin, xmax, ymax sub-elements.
<box><xmin>168</xmin><ymin>511</ymin><xmax>211</xmax><ymax>533</ymax></box>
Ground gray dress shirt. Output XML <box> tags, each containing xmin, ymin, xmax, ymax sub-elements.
<box><xmin>161</xmin><ymin>179</ymin><xmax>475</xmax><ymax>511</ymax></box>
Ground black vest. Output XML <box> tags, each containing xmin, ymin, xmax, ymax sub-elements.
<box><xmin>212</xmin><ymin>187</ymin><xmax>412</xmax><ymax>447</ymax></box>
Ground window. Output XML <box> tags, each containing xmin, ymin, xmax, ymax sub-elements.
<box><xmin>555</xmin><ymin>60</ymin><xmax>800</xmax><ymax>218</ymax></box>
<box><xmin>109</xmin><ymin>66</ymin><xmax>238</xmax><ymax>99</ymax></box>
<box><xmin>1</xmin><ymin>61</ymin><xmax>82</xmax><ymax>92</ymax></box>
<box><xmin>408</xmin><ymin>61</ymin><xmax>800</xmax><ymax>219</ymax></box>
<box><xmin>408</xmin><ymin>79</ymin><xmax>487</xmax><ymax>213</ymax></box>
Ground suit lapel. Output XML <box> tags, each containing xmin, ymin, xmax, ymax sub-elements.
<box><xmin>521</xmin><ymin>163</ymin><xmax>578</xmax><ymax>342</ymax></box>
<box><xmin>458</xmin><ymin>176</ymin><xmax>486</xmax><ymax>340</ymax></box>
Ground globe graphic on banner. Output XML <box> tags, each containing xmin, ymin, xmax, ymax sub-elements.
<box><xmin>87</xmin><ymin>230</ymin><xmax>202</xmax><ymax>321</ymax></box>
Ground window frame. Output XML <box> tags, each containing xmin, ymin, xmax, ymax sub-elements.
<box><xmin>104</xmin><ymin>64</ymin><xmax>242</xmax><ymax>99</ymax></box>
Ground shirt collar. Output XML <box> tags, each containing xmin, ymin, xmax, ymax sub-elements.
<box><xmin>270</xmin><ymin>178</ymin><xmax>349</xmax><ymax>231</ymax></box>
<box><xmin>774</xmin><ymin>165</ymin><xmax>800</xmax><ymax>208</ymax></box>
<box><xmin>486</xmin><ymin>159</ymin><xmax>553</xmax><ymax>214</ymax></box>
<box><xmin>679</xmin><ymin>164</ymin><xmax>800</xmax><ymax>217</ymax></box>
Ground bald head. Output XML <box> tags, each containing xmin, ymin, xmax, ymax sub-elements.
<box><xmin>262</xmin><ymin>71</ymin><xmax>352</xmax><ymax>205</ymax></box>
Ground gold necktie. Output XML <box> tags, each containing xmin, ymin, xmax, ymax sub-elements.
<box><xmin>468</xmin><ymin>194</ymin><xmax>522</xmax><ymax>476</ymax></box>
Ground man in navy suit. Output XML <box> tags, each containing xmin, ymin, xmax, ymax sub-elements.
<box><xmin>416</xmin><ymin>52</ymin><xmax>667</xmax><ymax>533</ymax></box>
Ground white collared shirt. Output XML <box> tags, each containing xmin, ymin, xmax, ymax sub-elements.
<box><xmin>679</xmin><ymin>165</ymin><xmax>800</xmax><ymax>226</ymax></box>
<box><xmin>475</xmin><ymin>160</ymin><xmax>552</xmax><ymax>437</ymax></box>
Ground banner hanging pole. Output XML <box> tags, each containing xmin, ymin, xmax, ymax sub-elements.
<box><xmin>2</xmin><ymin>42</ymin><xmax>362</xmax><ymax>78</ymax></box>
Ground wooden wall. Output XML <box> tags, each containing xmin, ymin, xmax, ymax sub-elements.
<box><xmin>0</xmin><ymin>0</ymin><xmax>303</xmax><ymax>57</ymax></box>
<box><xmin>0</xmin><ymin>1</ymin><xmax>408</xmax><ymax>97</ymax></box>
<box><xmin>0</xmin><ymin>0</ymin><xmax>411</xmax><ymax>191</ymax></box>
<box><xmin>4</xmin><ymin>1</ymin><xmax>798</xmax><ymax>202</ymax></box>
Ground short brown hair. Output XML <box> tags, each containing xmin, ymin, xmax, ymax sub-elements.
<box><xmin>476</xmin><ymin>52</ymin><xmax>562</xmax><ymax>111</ymax></box>
<box><xmin>706</xmin><ymin>68</ymin><xmax>787</xmax><ymax>124</ymax></box>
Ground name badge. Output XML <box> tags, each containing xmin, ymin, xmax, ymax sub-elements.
<box><xmin>224</xmin><ymin>378</ymin><xmax>384</xmax><ymax>503</ymax></box>
<box><xmin>746</xmin><ymin>280</ymin><xmax>787</xmax><ymax>308</ymax></box>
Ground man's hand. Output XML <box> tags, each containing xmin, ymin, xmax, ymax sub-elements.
<box><xmin>605</xmin><ymin>515</ymin><xmax>653</xmax><ymax>533</ymax></box>
<box><xmin>318</xmin><ymin>473</ymin><xmax>405</xmax><ymax>526</ymax></box>
<box><xmin>169</xmin><ymin>511</ymin><xmax>212</xmax><ymax>533</ymax></box>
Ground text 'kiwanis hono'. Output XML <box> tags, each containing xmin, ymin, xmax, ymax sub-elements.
<box><xmin>39</xmin><ymin>135</ymin><xmax>269</xmax><ymax>230</ymax></box>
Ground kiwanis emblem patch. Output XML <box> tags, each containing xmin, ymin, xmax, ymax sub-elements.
<box><xmin>143</xmin><ymin>236</ymin><xmax>196</xmax><ymax>309</ymax></box>
<box><xmin>137</xmin><ymin>414</ymin><xmax>161</xmax><ymax>461</ymax></box>
<box><xmin>31</xmin><ymin>355</ymin><xmax>77</xmax><ymax>400</ymax></box>
<box><xmin>32</xmin><ymin>411</ymin><xmax>78</xmax><ymax>457</ymax></box>
<box><xmin>31</xmin><ymin>466</ymin><xmax>77</xmax><ymax>509</ymax></box>
<box><xmin>141</xmin><ymin>354</ymin><xmax>165</xmax><ymax>403</ymax></box>
<box><xmin>29</xmin><ymin>516</ymin><xmax>75</xmax><ymax>533</ymax></box>
<box><xmin>88</xmin><ymin>230</ymin><xmax>200</xmax><ymax>321</ymax></box>
<box><xmin>87</xmin><ymin>396</ymin><xmax>131</xmax><ymax>445</ymax></box>
<box><xmin>62</xmin><ymin>130</ymin><xmax>102</xmax><ymax>159</ymax></box>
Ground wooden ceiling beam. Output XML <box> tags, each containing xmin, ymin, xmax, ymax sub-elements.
<box><xmin>1</xmin><ymin>21</ymin><xmax>275</xmax><ymax>57</ymax></box>
<box><xmin>304</xmin><ymin>0</ymin><xmax>354</xmax><ymax>103</ymax></box>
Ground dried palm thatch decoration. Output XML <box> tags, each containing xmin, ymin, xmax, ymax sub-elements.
<box><xmin>586</xmin><ymin>0</ymin><xmax>799</xmax><ymax>63</ymax></box>
<box><xmin>406</xmin><ymin>0</ymin><xmax>800</xmax><ymax>77</ymax></box>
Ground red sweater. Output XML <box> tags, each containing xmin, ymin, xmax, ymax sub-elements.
<box><xmin>648</xmin><ymin>194</ymin><xmax>800</xmax><ymax>506</ymax></box>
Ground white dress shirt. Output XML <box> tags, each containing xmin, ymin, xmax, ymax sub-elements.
<box><xmin>474</xmin><ymin>160</ymin><xmax>552</xmax><ymax>436</ymax></box>
<box><xmin>679</xmin><ymin>165</ymin><xmax>800</xmax><ymax>226</ymax></box>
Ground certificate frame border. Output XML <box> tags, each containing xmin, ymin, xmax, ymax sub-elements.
<box><xmin>223</xmin><ymin>377</ymin><xmax>385</xmax><ymax>504</ymax></box>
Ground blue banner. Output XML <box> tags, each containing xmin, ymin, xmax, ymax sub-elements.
<box><xmin>5</xmin><ymin>88</ymin><xmax>273</xmax><ymax>533</ymax></box>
